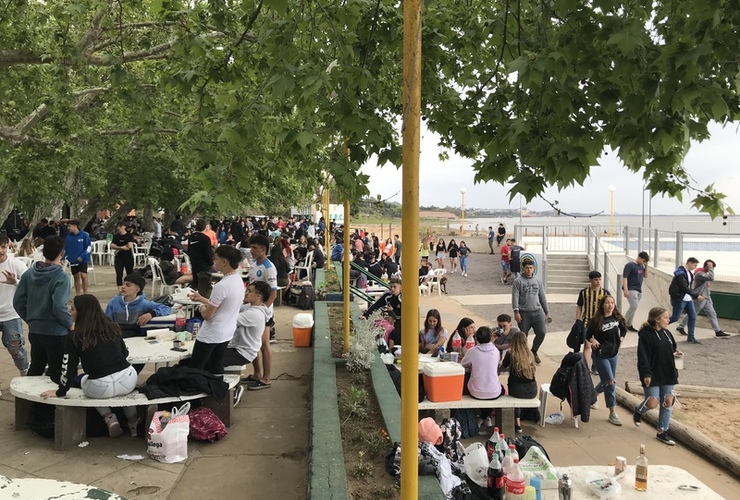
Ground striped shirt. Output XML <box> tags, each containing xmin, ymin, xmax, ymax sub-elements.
<box><xmin>576</xmin><ymin>287</ymin><xmax>611</xmax><ymax>325</ymax></box>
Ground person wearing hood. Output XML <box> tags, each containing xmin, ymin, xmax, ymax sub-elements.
<box><xmin>223</xmin><ymin>281</ymin><xmax>272</xmax><ymax>406</ymax></box>
<box><xmin>105</xmin><ymin>273</ymin><xmax>172</xmax><ymax>337</ymax></box>
<box><xmin>13</xmin><ymin>235</ymin><xmax>73</xmax><ymax>383</ymax></box>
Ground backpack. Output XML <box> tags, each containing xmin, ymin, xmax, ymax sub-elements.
<box><xmin>296</xmin><ymin>283</ymin><xmax>315</xmax><ymax>310</ymax></box>
<box><xmin>512</xmin><ymin>435</ymin><xmax>550</xmax><ymax>462</ymax></box>
<box><xmin>566</xmin><ymin>319</ymin><xmax>584</xmax><ymax>352</ymax></box>
<box><xmin>550</xmin><ymin>352</ymin><xmax>581</xmax><ymax>401</ymax></box>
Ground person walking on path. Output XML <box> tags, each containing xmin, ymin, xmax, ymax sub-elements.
<box><xmin>0</xmin><ymin>234</ymin><xmax>30</xmax><ymax>378</ymax></box>
<box><xmin>487</xmin><ymin>226</ymin><xmax>495</xmax><ymax>254</ymax></box>
<box><xmin>676</xmin><ymin>259</ymin><xmax>730</xmax><ymax>338</ymax></box>
<box><xmin>576</xmin><ymin>270</ymin><xmax>610</xmax><ymax>373</ymax></box>
<box><xmin>393</xmin><ymin>234</ymin><xmax>402</xmax><ymax>266</ymax></box>
<box><xmin>586</xmin><ymin>295</ymin><xmax>626</xmax><ymax>426</ymax></box>
<box><xmin>634</xmin><ymin>307</ymin><xmax>682</xmax><ymax>446</ymax></box>
<box><xmin>458</xmin><ymin>241</ymin><xmax>470</xmax><ymax>277</ymax></box>
<box><xmin>622</xmin><ymin>251</ymin><xmax>649</xmax><ymax>332</ymax></box>
<box><xmin>511</xmin><ymin>259</ymin><xmax>549</xmax><ymax>364</ymax></box>
<box><xmin>64</xmin><ymin>219</ymin><xmax>92</xmax><ymax>295</ymax></box>
<box><xmin>668</xmin><ymin>257</ymin><xmax>704</xmax><ymax>344</ymax></box>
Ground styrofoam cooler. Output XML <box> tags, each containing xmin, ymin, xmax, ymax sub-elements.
<box><xmin>293</xmin><ymin>313</ymin><xmax>314</xmax><ymax>347</ymax></box>
<box><xmin>422</xmin><ymin>362</ymin><xmax>465</xmax><ymax>402</ymax></box>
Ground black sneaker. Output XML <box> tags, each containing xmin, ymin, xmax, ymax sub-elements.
<box><xmin>233</xmin><ymin>385</ymin><xmax>244</xmax><ymax>407</ymax></box>
<box><xmin>532</xmin><ymin>352</ymin><xmax>541</xmax><ymax>364</ymax></box>
<box><xmin>687</xmin><ymin>338</ymin><xmax>702</xmax><ymax>344</ymax></box>
<box><xmin>590</xmin><ymin>364</ymin><xmax>599</xmax><ymax>375</ymax></box>
<box><xmin>633</xmin><ymin>406</ymin><xmax>642</xmax><ymax>427</ymax></box>
<box><xmin>715</xmin><ymin>331</ymin><xmax>731</xmax><ymax>338</ymax></box>
<box><xmin>676</xmin><ymin>325</ymin><xmax>687</xmax><ymax>336</ymax></box>
<box><xmin>627</xmin><ymin>325</ymin><xmax>638</xmax><ymax>332</ymax></box>
<box><xmin>656</xmin><ymin>432</ymin><xmax>676</xmax><ymax>446</ymax></box>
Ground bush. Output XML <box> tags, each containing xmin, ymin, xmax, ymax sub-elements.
<box><xmin>345</xmin><ymin>311</ymin><xmax>384</xmax><ymax>372</ymax></box>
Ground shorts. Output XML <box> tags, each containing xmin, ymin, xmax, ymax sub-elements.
<box><xmin>500</xmin><ymin>261</ymin><xmax>510</xmax><ymax>273</ymax></box>
<box><xmin>436</xmin><ymin>252</ymin><xmax>445</xmax><ymax>259</ymax></box>
<box><xmin>70</xmin><ymin>263</ymin><xmax>88</xmax><ymax>274</ymax></box>
<box><xmin>510</xmin><ymin>259</ymin><xmax>521</xmax><ymax>274</ymax></box>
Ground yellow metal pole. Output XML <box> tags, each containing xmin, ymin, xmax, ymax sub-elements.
<box><xmin>401</xmin><ymin>0</ymin><xmax>422</xmax><ymax>496</ymax></box>
<box><xmin>343</xmin><ymin>200</ymin><xmax>351</xmax><ymax>354</ymax></box>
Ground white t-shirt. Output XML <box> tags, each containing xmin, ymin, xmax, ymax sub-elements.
<box><xmin>197</xmin><ymin>274</ymin><xmax>244</xmax><ymax>344</ymax></box>
<box><xmin>228</xmin><ymin>304</ymin><xmax>270</xmax><ymax>362</ymax></box>
<box><xmin>0</xmin><ymin>257</ymin><xmax>27</xmax><ymax>321</ymax></box>
<box><xmin>249</xmin><ymin>258</ymin><xmax>278</xmax><ymax>317</ymax></box>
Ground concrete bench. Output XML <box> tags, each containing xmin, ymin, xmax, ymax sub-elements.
<box><xmin>10</xmin><ymin>375</ymin><xmax>240</xmax><ymax>451</ymax></box>
<box><xmin>418</xmin><ymin>394</ymin><xmax>540</xmax><ymax>438</ymax></box>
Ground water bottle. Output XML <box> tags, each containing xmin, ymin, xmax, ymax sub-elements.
<box><xmin>502</xmin><ymin>444</ymin><xmax>514</xmax><ymax>476</ymax></box>
<box><xmin>175</xmin><ymin>306</ymin><xmax>186</xmax><ymax>333</ymax></box>
<box><xmin>192</xmin><ymin>321</ymin><xmax>200</xmax><ymax>339</ymax></box>
<box><xmin>496</xmin><ymin>433</ymin><xmax>508</xmax><ymax>462</ymax></box>
<box><xmin>529</xmin><ymin>476</ymin><xmax>542</xmax><ymax>500</ymax></box>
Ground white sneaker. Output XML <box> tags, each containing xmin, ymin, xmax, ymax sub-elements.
<box><xmin>608</xmin><ymin>413</ymin><xmax>623</xmax><ymax>426</ymax></box>
<box><xmin>483</xmin><ymin>417</ymin><xmax>493</xmax><ymax>427</ymax></box>
<box><xmin>591</xmin><ymin>401</ymin><xmax>599</xmax><ymax>410</ymax></box>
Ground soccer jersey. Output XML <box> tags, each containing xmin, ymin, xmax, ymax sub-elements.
<box><xmin>249</xmin><ymin>257</ymin><xmax>278</xmax><ymax>316</ymax></box>
<box><xmin>576</xmin><ymin>287</ymin><xmax>611</xmax><ymax>325</ymax></box>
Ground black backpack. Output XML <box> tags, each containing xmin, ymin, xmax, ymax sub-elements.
<box><xmin>550</xmin><ymin>352</ymin><xmax>581</xmax><ymax>401</ymax></box>
<box><xmin>566</xmin><ymin>319</ymin><xmax>584</xmax><ymax>352</ymax></box>
<box><xmin>296</xmin><ymin>283</ymin><xmax>315</xmax><ymax>310</ymax></box>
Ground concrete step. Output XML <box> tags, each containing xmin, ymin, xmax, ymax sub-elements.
<box><xmin>548</xmin><ymin>285</ymin><xmax>585</xmax><ymax>295</ymax></box>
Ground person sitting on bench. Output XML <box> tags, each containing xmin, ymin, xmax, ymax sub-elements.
<box><xmin>41</xmin><ymin>294</ymin><xmax>140</xmax><ymax>438</ymax></box>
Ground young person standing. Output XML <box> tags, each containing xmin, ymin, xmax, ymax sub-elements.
<box><xmin>576</xmin><ymin>270</ymin><xmax>611</xmax><ymax>372</ymax></box>
<box><xmin>64</xmin><ymin>219</ymin><xmax>92</xmax><ymax>295</ymax></box>
<box><xmin>511</xmin><ymin>259</ymin><xmax>549</xmax><ymax>364</ymax></box>
<box><xmin>187</xmin><ymin>218</ymin><xmax>215</xmax><ymax>294</ymax></box>
<box><xmin>622</xmin><ymin>251</ymin><xmax>649</xmax><ymax>332</ymax></box>
<box><xmin>0</xmin><ymin>235</ymin><xmax>29</xmax><ymax>378</ymax></box>
<box><xmin>14</xmin><ymin>235</ymin><xmax>73</xmax><ymax>382</ymax></box>
<box><xmin>245</xmin><ymin>234</ymin><xmax>278</xmax><ymax>390</ymax></box>
<box><xmin>110</xmin><ymin>222</ymin><xmax>135</xmax><ymax>287</ymax></box>
<box><xmin>668</xmin><ymin>257</ymin><xmax>705</xmax><ymax>344</ymax></box>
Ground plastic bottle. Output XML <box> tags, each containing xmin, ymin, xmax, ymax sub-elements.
<box><xmin>529</xmin><ymin>476</ymin><xmax>542</xmax><ymax>500</ymax></box>
<box><xmin>175</xmin><ymin>306</ymin><xmax>186</xmax><ymax>333</ymax></box>
<box><xmin>486</xmin><ymin>426</ymin><xmax>500</xmax><ymax>461</ymax></box>
<box><xmin>160</xmin><ymin>411</ymin><xmax>171</xmax><ymax>429</ymax></box>
<box><xmin>486</xmin><ymin>452</ymin><xmax>504</xmax><ymax>500</ymax></box>
<box><xmin>450</xmin><ymin>331</ymin><xmax>462</xmax><ymax>354</ymax></box>
<box><xmin>505</xmin><ymin>459</ymin><xmax>526</xmax><ymax>499</ymax></box>
<box><xmin>502</xmin><ymin>444</ymin><xmax>514</xmax><ymax>476</ymax></box>
<box><xmin>486</xmin><ymin>453</ymin><xmax>504</xmax><ymax>500</ymax></box>
<box><xmin>464</xmin><ymin>334</ymin><xmax>476</xmax><ymax>353</ymax></box>
<box><xmin>635</xmin><ymin>443</ymin><xmax>648</xmax><ymax>491</ymax></box>
<box><xmin>509</xmin><ymin>443</ymin><xmax>519</xmax><ymax>463</ymax></box>
<box><xmin>438</xmin><ymin>346</ymin><xmax>445</xmax><ymax>361</ymax></box>
<box><xmin>496</xmin><ymin>433</ymin><xmax>508</xmax><ymax>462</ymax></box>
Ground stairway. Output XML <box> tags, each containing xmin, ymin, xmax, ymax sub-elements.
<box><xmin>546</xmin><ymin>254</ymin><xmax>591</xmax><ymax>295</ymax></box>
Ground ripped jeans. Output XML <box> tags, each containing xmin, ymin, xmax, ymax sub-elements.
<box><xmin>1</xmin><ymin>319</ymin><xmax>29</xmax><ymax>372</ymax></box>
<box><xmin>636</xmin><ymin>385</ymin><xmax>675</xmax><ymax>432</ymax></box>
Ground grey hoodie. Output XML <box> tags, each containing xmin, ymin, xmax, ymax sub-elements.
<box><xmin>13</xmin><ymin>261</ymin><xmax>73</xmax><ymax>336</ymax></box>
<box><xmin>692</xmin><ymin>267</ymin><xmax>714</xmax><ymax>299</ymax></box>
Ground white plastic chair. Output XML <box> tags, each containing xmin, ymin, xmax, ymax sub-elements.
<box><xmin>133</xmin><ymin>243</ymin><xmax>148</xmax><ymax>266</ymax></box>
<box><xmin>149</xmin><ymin>258</ymin><xmax>181</xmax><ymax>296</ymax></box>
<box><xmin>427</xmin><ymin>268</ymin><xmax>447</xmax><ymax>295</ymax></box>
<box><xmin>15</xmin><ymin>256</ymin><xmax>32</xmax><ymax>268</ymax></box>
<box><xmin>90</xmin><ymin>240</ymin><xmax>109</xmax><ymax>265</ymax></box>
<box><xmin>294</xmin><ymin>251</ymin><xmax>314</xmax><ymax>281</ymax></box>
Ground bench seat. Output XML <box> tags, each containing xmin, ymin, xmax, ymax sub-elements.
<box><xmin>10</xmin><ymin>375</ymin><xmax>240</xmax><ymax>451</ymax></box>
<box><xmin>418</xmin><ymin>395</ymin><xmax>540</xmax><ymax>437</ymax></box>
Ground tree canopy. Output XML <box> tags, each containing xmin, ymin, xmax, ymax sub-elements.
<box><xmin>1</xmin><ymin>0</ymin><xmax>736</xmax><ymax>224</ymax></box>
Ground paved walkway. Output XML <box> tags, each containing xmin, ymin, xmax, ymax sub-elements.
<box><xmin>0</xmin><ymin>255</ymin><xmax>737</xmax><ymax>498</ymax></box>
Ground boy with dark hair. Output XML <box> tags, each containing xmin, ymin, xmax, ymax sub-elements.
<box><xmin>225</xmin><ymin>281</ymin><xmax>272</xmax><ymax>406</ymax></box>
<box><xmin>511</xmin><ymin>259</ymin><xmax>549</xmax><ymax>364</ymax></box>
<box><xmin>0</xmin><ymin>234</ymin><xmax>30</xmax><ymax>378</ymax></box>
<box><xmin>245</xmin><ymin>234</ymin><xmax>278</xmax><ymax>390</ymax></box>
<box><xmin>105</xmin><ymin>274</ymin><xmax>172</xmax><ymax>336</ymax></box>
<box><xmin>65</xmin><ymin>219</ymin><xmax>92</xmax><ymax>295</ymax></box>
<box><xmin>13</xmin><ymin>235</ymin><xmax>72</xmax><ymax>382</ymax></box>
<box><xmin>668</xmin><ymin>257</ymin><xmax>704</xmax><ymax>344</ymax></box>
<box><xmin>186</xmin><ymin>218</ymin><xmax>214</xmax><ymax>293</ymax></box>
<box><xmin>677</xmin><ymin>259</ymin><xmax>730</xmax><ymax>338</ymax></box>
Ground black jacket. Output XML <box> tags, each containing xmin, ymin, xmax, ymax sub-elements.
<box><xmin>637</xmin><ymin>326</ymin><xmax>678</xmax><ymax>386</ymax></box>
<box><xmin>140</xmin><ymin>366</ymin><xmax>229</xmax><ymax>402</ymax></box>
<box><xmin>563</xmin><ymin>353</ymin><xmax>597</xmax><ymax>422</ymax></box>
<box><xmin>668</xmin><ymin>266</ymin><xmax>699</xmax><ymax>300</ymax></box>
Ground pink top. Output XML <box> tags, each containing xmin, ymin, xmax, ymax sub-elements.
<box><xmin>461</xmin><ymin>343</ymin><xmax>502</xmax><ymax>399</ymax></box>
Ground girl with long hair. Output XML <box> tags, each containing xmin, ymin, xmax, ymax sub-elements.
<box><xmin>435</xmin><ymin>238</ymin><xmax>447</xmax><ymax>269</ymax></box>
<box><xmin>586</xmin><ymin>295</ymin><xmax>627</xmax><ymax>426</ymax></box>
<box><xmin>447</xmin><ymin>239</ymin><xmax>459</xmax><ymax>273</ymax></box>
<box><xmin>461</xmin><ymin>326</ymin><xmax>503</xmax><ymax>400</ymax></box>
<box><xmin>634</xmin><ymin>307</ymin><xmax>682</xmax><ymax>446</ymax></box>
<box><xmin>500</xmin><ymin>331</ymin><xmax>537</xmax><ymax>433</ymax></box>
<box><xmin>419</xmin><ymin>309</ymin><xmax>448</xmax><ymax>354</ymax></box>
<box><xmin>17</xmin><ymin>238</ymin><xmax>36</xmax><ymax>257</ymax></box>
<box><xmin>445</xmin><ymin>317</ymin><xmax>476</xmax><ymax>355</ymax></box>
<box><xmin>269</xmin><ymin>243</ymin><xmax>291</xmax><ymax>288</ymax></box>
<box><xmin>41</xmin><ymin>294</ymin><xmax>139</xmax><ymax>438</ymax></box>
<box><xmin>458</xmin><ymin>240</ymin><xmax>470</xmax><ymax>277</ymax></box>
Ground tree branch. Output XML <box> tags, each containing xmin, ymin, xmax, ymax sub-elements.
<box><xmin>99</xmin><ymin>128</ymin><xmax>178</xmax><ymax>136</ymax></box>
<box><xmin>77</xmin><ymin>0</ymin><xmax>116</xmax><ymax>54</ymax></box>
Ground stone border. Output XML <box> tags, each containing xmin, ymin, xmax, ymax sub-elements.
<box><xmin>309</xmin><ymin>301</ymin><xmax>348</xmax><ymax>499</ymax></box>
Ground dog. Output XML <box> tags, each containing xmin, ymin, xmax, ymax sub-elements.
<box><xmin>440</xmin><ymin>276</ymin><xmax>448</xmax><ymax>294</ymax></box>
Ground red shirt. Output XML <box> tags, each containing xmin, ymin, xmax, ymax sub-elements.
<box><xmin>500</xmin><ymin>244</ymin><xmax>510</xmax><ymax>263</ymax></box>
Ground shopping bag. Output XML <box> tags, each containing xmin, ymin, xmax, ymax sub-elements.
<box><xmin>147</xmin><ymin>402</ymin><xmax>191</xmax><ymax>463</ymax></box>
<box><xmin>189</xmin><ymin>406</ymin><xmax>227</xmax><ymax>442</ymax></box>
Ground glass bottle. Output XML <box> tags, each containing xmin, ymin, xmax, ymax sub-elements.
<box><xmin>635</xmin><ymin>444</ymin><xmax>648</xmax><ymax>491</ymax></box>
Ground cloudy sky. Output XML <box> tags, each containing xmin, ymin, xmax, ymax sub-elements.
<box><xmin>360</xmin><ymin>122</ymin><xmax>740</xmax><ymax>216</ymax></box>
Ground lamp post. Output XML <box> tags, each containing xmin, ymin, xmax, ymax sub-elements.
<box><xmin>460</xmin><ymin>187</ymin><xmax>467</xmax><ymax>236</ymax></box>
<box><xmin>608</xmin><ymin>185</ymin><xmax>616</xmax><ymax>237</ymax></box>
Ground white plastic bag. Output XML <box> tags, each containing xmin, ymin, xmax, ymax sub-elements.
<box><xmin>585</xmin><ymin>471</ymin><xmax>622</xmax><ymax>498</ymax></box>
<box><xmin>147</xmin><ymin>402</ymin><xmax>191</xmax><ymax>463</ymax></box>
<box><xmin>519</xmin><ymin>445</ymin><xmax>559</xmax><ymax>489</ymax></box>
<box><xmin>463</xmin><ymin>442</ymin><xmax>488</xmax><ymax>487</ymax></box>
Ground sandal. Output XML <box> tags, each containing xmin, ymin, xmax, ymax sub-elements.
<box><xmin>247</xmin><ymin>380</ymin><xmax>271</xmax><ymax>391</ymax></box>
<box><xmin>241</xmin><ymin>374</ymin><xmax>260</xmax><ymax>384</ymax></box>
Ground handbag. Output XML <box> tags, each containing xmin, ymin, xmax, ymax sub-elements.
<box><xmin>147</xmin><ymin>402</ymin><xmax>191</xmax><ymax>463</ymax></box>
<box><xmin>189</xmin><ymin>406</ymin><xmax>228</xmax><ymax>442</ymax></box>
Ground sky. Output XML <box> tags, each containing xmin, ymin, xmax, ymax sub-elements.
<box><xmin>360</xmin><ymin>122</ymin><xmax>740</xmax><ymax>216</ymax></box>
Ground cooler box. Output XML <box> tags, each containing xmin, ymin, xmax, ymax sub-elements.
<box><xmin>293</xmin><ymin>313</ymin><xmax>314</xmax><ymax>348</ymax></box>
<box><xmin>422</xmin><ymin>362</ymin><xmax>465</xmax><ymax>402</ymax></box>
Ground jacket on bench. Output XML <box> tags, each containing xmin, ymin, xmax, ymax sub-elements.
<box><xmin>140</xmin><ymin>366</ymin><xmax>228</xmax><ymax>403</ymax></box>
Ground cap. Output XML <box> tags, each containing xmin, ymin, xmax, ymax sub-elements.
<box><xmin>123</xmin><ymin>274</ymin><xmax>146</xmax><ymax>294</ymax></box>
<box><xmin>418</xmin><ymin>417</ymin><xmax>443</xmax><ymax>445</ymax></box>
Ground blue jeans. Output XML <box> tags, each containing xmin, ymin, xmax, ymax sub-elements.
<box><xmin>593</xmin><ymin>354</ymin><xmax>618</xmax><ymax>409</ymax></box>
<box><xmin>1</xmin><ymin>319</ymin><xmax>29</xmax><ymax>372</ymax></box>
<box><xmin>459</xmin><ymin>255</ymin><xmax>468</xmax><ymax>274</ymax></box>
<box><xmin>669</xmin><ymin>298</ymin><xmax>696</xmax><ymax>340</ymax></box>
<box><xmin>636</xmin><ymin>385</ymin><xmax>675</xmax><ymax>432</ymax></box>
